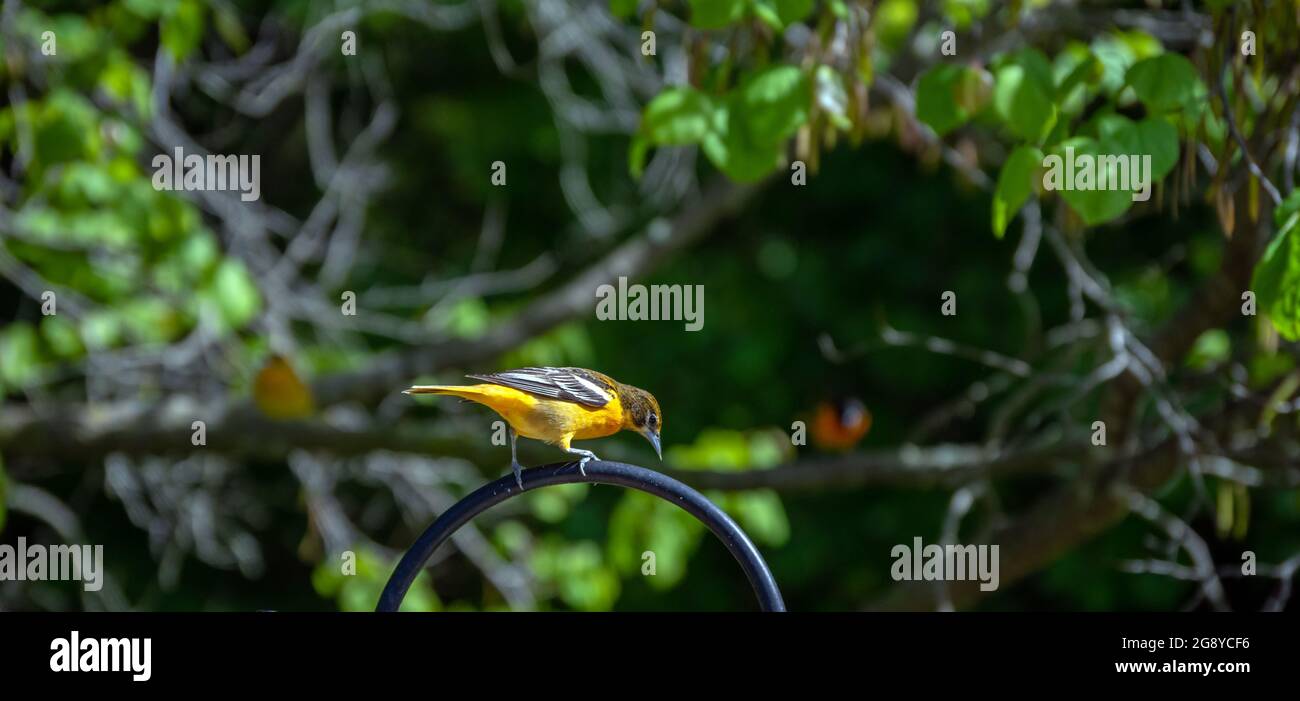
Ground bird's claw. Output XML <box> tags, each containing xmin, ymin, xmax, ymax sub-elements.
<box><xmin>511</xmin><ymin>462</ymin><xmax>524</xmax><ymax>490</ymax></box>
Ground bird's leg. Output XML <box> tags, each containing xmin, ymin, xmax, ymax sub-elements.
<box><xmin>509</xmin><ymin>426</ymin><xmax>524</xmax><ymax>490</ymax></box>
<box><xmin>562</xmin><ymin>446</ymin><xmax>600</xmax><ymax>476</ymax></box>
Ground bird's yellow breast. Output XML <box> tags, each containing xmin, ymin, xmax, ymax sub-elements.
<box><xmin>447</xmin><ymin>384</ymin><xmax>625</xmax><ymax>443</ymax></box>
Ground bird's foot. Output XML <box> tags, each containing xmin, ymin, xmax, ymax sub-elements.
<box><xmin>559</xmin><ymin>449</ymin><xmax>598</xmax><ymax>478</ymax></box>
<box><xmin>571</xmin><ymin>450</ymin><xmax>599</xmax><ymax>477</ymax></box>
<box><xmin>510</xmin><ymin>461</ymin><xmax>524</xmax><ymax>490</ymax></box>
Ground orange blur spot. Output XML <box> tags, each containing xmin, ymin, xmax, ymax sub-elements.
<box><xmin>253</xmin><ymin>355</ymin><xmax>316</xmax><ymax>420</ymax></box>
<box><xmin>811</xmin><ymin>398</ymin><xmax>872</xmax><ymax>452</ymax></box>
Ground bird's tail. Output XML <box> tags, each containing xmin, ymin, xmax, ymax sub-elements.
<box><xmin>403</xmin><ymin>385</ymin><xmax>467</xmax><ymax>396</ymax></box>
<box><xmin>403</xmin><ymin>385</ymin><xmax>507</xmax><ymax>406</ymax></box>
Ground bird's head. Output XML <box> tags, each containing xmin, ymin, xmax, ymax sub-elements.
<box><xmin>619</xmin><ymin>384</ymin><xmax>663</xmax><ymax>460</ymax></box>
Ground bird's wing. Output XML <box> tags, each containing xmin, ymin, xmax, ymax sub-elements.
<box><xmin>466</xmin><ymin>367</ymin><xmax>614</xmax><ymax>408</ymax></box>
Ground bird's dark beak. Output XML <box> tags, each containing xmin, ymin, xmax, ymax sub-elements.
<box><xmin>645</xmin><ymin>431</ymin><xmax>662</xmax><ymax>460</ymax></box>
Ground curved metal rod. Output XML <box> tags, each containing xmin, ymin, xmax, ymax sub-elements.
<box><xmin>376</xmin><ymin>460</ymin><xmax>786</xmax><ymax>612</ymax></box>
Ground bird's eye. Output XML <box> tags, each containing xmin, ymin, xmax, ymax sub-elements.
<box><xmin>648</xmin><ymin>413</ymin><xmax>657</xmax><ymax>427</ymax></box>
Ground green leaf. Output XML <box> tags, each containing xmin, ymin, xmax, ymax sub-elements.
<box><xmin>993</xmin><ymin>55</ymin><xmax>1058</xmax><ymax>143</ymax></box>
<box><xmin>688</xmin><ymin>0</ymin><xmax>746</xmax><ymax>29</ymax></box>
<box><xmin>609</xmin><ymin>0</ymin><xmax>639</xmax><ymax>19</ymax></box>
<box><xmin>120</xmin><ymin>297</ymin><xmax>179</xmax><ymax>344</ymax></box>
<box><xmin>58</xmin><ymin>162</ymin><xmax>118</xmax><ymax>205</ymax></box>
<box><xmin>81</xmin><ymin>311</ymin><xmax>123</xmax><ymax>350</ymax></box>
<box><xmin>876</xmin><ymin>0</ymin><xmax>918</xmax><ymax>49</ymax></box>
<box><xmin>212</xmin><ymin>3</ymin><xmax>250</xmax><ymax>53</ymax></box>
<box><xmin>1126</xmin><ymin>53</ymin><xmax>1202</xmax><ymax>113</ymax></box>
<box><xmin>1000</xmin><ymin>48</ymin><xmax>1056</xmax><ymax>92</ymax></box>
<box><xmin>724</xmin><ymin>490</ymin><xmax>790</xmax><ymax>546</ymax></box>
<box><xmin>1115</xmin><ymin>29</ymin><xmax>1163</xmax><ymax>62</ymax></box>
<box><xmin>0</xmin><ymin>323</ymin><xmax>42</xmax><ymax>389</ymax></box>
<box><xmin>313</xmin><ymin>548</ymin><xmax>440</xmax><ymax>612</ymax></box>
<box><xmin>41</xmin><ymin>315</ymin><xmax>84</xmax><ymax>359</ymax></box>
<box><xmin>1048</xmin><ymin>137</ymin><xmax>1135</xmax><ymax>226</ymax></box>
<box><xmin>753</xmin><ymin>0</ymin><xmax>812</xmax><ymax>29</ymax></box>
<box><xmin>992</xmin><ymin>145</ymin><xmax>1043</xmax><ymax>238</ymax></box>
<box><xmin>666</xmin><ymin>428</ymin><xmax>752</xmax><ymax>469</ymax></box>
<box><xmin>1053</xmin><ymin>45</ymin><xmax>1101</xmax><ymax>112</ymax></box>
<box><xmin>1186</xmin><ymin>329</ymin><xmax>1230</xmax><ymax>370</ymax></box>
<box><xmin>160</xmin><ymin>0</ymin><xmax>206</xmax><ymax>61</ymax></box>
<box><xmin>775</xmin><ymin>0</ymin><xmax>815</xmax><ymax>25</ymax></box>
<box><xmin>538</xmin><ymin>540</ymin><xmax>621</xmax><ymax>609</ymax></box>
<box><xmin>439</xmin><ymin>296</ymin><xmax>490</xmax><ymax>339</ymax></box>
<box><xmin>733</xmin><ymin>65</ymin><xmax>811</xmax><ymax>145</ymax></box>
<box><xmin>701</xmin><ymin>105</ymin><xmax>787</xmax><ymax>182</ymax></box>
<box><xmin>209</xmin><ymin>259</ymin><xmax>261</xmax><ymax>329</ymax></box>
<box><xmin>701</xmin><ymin>67</ymin><xmax>809</xmax><ymax>182</ymax></box>
<box><xmin>1252</xmin><ymin>191</ymin><xmax>1300</xmax><ymax>341</ymax></box>
<box><xmin>752</xmin><ymin>1</ymin><xmax>785</xmax><ymax>30</ymax></box>
<box><xmin>30</xmin><ymin>90</ymin><xmax>103</xmax><ymax>170</ymax></box>
<box><xmin>1277</xmin><ymin>189</ymin><xmax>1300</xmax><ymax>231</ymax></box>
<box><xmin>123</xmin><ymin>0</ymin><xmax>169</xmax><ymax>19</ymax></box>
<box><xmin>638</xmin><ymin>87</ymin><xmax>716</xmax><ymax>145</ymax></box>
<box><xmin>1089</xmin><ymin>31</ymin><xmax>1160</xmax><ymax>97</ymax></box>
<box><xmin>608</xmin><ymin>492</ymin><xmax>704</xmax><ymax>589</ymax></box>
<box><xmin>915</xmin><ymin>64</ymin><xmax>971</xmax><ymax>137</ymax></box>
<box><xmin>1096</xmin><ymin>115</ymin><xmax>1179</xmax><ymax>181</ymax></box>
<box><xmin>99</xmin><ymin>51</ymin><xmax>152</xmax><ymax>117</ymax></box>
<box><xmin>526</xmin><ymin>483</ymin><xmax>588</xmax><ymax>523</ymax></box>
<box><xmin>630</xmin><ymin>87</ymin><xmax>716</xmax><ymax>177</ymax></box>
<box><xmin>942</xmin><ymin>0</ymin><xmax>992</xmax><ymax>28</ymax></box>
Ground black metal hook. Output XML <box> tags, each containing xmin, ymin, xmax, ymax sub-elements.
<box><xmin>375</xmin><ymin>460</ymin><xmax>786</xmax><ymax>612</ymax></box>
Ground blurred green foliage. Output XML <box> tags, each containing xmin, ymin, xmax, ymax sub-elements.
<box><xmin>1254</xmin><ymin>191</ymin><xmax>1300</xmax><ymax>341</ymax></box>
<box><xmin>312</xmin><ymin>546</ymin><xmax>441</xmax><ymax>612</ymax></box>
<box><xmin>0</xmin><ymin>0</ymin><xmax>259</xmax><ymax>399</ymax></box>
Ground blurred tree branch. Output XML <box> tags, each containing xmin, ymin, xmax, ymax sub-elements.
<box><xmin>0</xmin><ymin>177</ymin><xmax>761</xmax><ymax>456</ymax></box>
<box><xmin>870</xmin><ymin>194</ymin><xmax>1282</xmax><ymax>610</ymax></box>
<box><xmin>0</xmin><ymin>397</ymin><xmax>1085</xmax><ymax>490</ymax></box>
<box><xmin>313</xmin><ymin>176</ymin><xmax>763</xmax><ymax>405</ymax></box>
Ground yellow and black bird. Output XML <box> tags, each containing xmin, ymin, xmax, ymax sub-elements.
<box><xmin>404</xmin><ymin>367</ymin><xmax>663</xmax><ymax>489</ymax></box>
